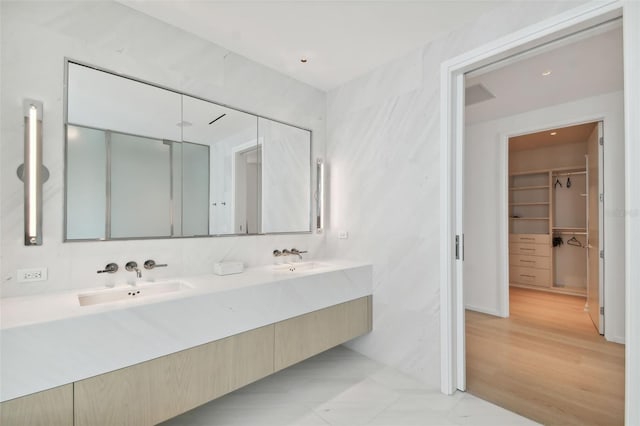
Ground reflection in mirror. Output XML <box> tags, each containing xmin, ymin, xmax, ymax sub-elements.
<box><xmin>66</xmin><ymin>126</ymin><xmax>106</xmax><ymax>240</ymax></box>
<box><xmin>111</xmin><ymin>133</ymin><xmax>172</xmax><ymax>238</ymax></box>
<box><xmin>259</xmin><ymin>118</ymin><xmax>311</xmax><ymax>233</ymax></box>
<box><xmin>182</xmin><ymin>96</ymin><xmax>259</xmax><ymax>235</ymax></box>
<box><xmin>181</xmin><ymin>142</ymin><xmax>210</xmax><ymax>236</ymax></box>
<box><xmin>65</xmin><ymin>125</ymin><xmax>211</xmax><ymax>240</ymax></box>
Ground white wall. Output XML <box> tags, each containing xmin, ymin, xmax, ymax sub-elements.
<box><xmin>325</xmin><ymin>1</ymin><xmax>585</xmax><ymax>387</ymax></box>
<box><xmin>0</xmin><ymin>1</ymin><xmax>326</xmax><ymax>298</ymax></box>
<box><xmin>464</xmin><ymin>91</ymin><xmax>625</xmax><ymax>343</ymax></box>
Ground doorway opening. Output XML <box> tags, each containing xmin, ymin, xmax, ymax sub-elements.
<box><xmin>508</xmin><ymin>121</ymin><xmax>603</xmax><ymax>332</ymax></box>
<box><xmin>440</xmin><ymin>1</ymin><xmax>639</xmax><ymax>424</ymax></box>
<box><xmin>458</xmin><ymin>12</ymin><xmax>626</xmax><ymax>426</ymax></box>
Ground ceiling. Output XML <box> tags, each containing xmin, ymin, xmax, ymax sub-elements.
<box><xmin>508</xmin><ymin>122</ymin><xmax>597</xmax><ymax>152</ymax></box>
<box><xmin>465</xmin><ymin>23</ymin><xmax>624</xmax><ymax>124</ymax></box>
<box><xmin>118</xmin><ymin>0</ymin><xmax>503</xmax><ymax>91</ymax></box>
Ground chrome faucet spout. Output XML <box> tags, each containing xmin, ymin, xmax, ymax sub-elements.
<box><xmin>125</xmin><ymin>261</ymin><xmax>142</xmax><ymax>278</ymax></box>
<box><xmin>290</xmin><ymin>248</ymin><xmax>307</xmax><ymax>260</ymax></box>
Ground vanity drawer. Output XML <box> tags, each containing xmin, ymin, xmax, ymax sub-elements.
<box><xmin>510</xmin><ymin>266</ymin><xmax>550</xmax><ymax>287</ymax></box>
<box><xmin>509</xmin><ymin>254</ymin><xmax>551</xmax><ymax>270</ymax></box>
<box><xmin>509</xmin><ymin>242</ymin><xmax>550</xmax><ymax>257</ymax></box>
<box><xmin>509</xmin><ymin>234</ymin><xmax>550</xmax><ymax>245</ymax></box>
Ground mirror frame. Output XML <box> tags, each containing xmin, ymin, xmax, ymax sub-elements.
<box><xmin>63</xmin><ymin>58</ymin><xmax>313</xmax><ymax>241</ymax></box>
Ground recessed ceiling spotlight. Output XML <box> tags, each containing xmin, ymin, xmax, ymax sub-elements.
<box><xmin>300</xmin><ymin>57</ymin><xmax>308</xmax><ymax>63</ymax></box>
<box><xmin>550</xmin><ymin>132</ymin><xmax>557</xmax><ymax>136</ymax></box>
<box><xmin>542</xmin><ymin>70</ymin><xmax>552</xmax><ymax>76</ymax></box>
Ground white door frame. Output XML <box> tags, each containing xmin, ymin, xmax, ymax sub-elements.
<box><xmin>439</xmin><ymin>1</ymin><xmax>640</xmax><ymax>425</ymax></box>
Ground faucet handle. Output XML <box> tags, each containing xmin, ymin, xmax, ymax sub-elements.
<box><xmin>291</xmin><ymin>248</ymin><xmax>307</xmax><ymax>254</ymax></box>
<box><xmin>144</xmin><ymin>259</ymin><xmax>167</xmax><ymax>270</ymax></box>
<box><xmin>125</xmin><ymin>261</ymin><xmax>138</xmax><ymax>271</ymax></box>
<box><xmin>97</xmin><ymin>263</ymin><xmax>118</xmax><ymax>274</ymax></box>
<box><xmin>273</xmin><ymin>250</ymin><xmax>282</xmax><ymax>257</ymax></box>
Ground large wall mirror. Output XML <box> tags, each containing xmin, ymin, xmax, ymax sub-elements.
<box><xmin>65</xmin><ymin>61</ymin><xmax>312</xmax><ymax>240</ymax></box>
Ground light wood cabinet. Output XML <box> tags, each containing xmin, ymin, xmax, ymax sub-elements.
<box><xmin>0</xmin><ymin>384</ymin><xmax>73</xmax><ymax>426</ymax></box>
<box><xmin>74</xmin><ymin>325</ymin><xmax>275</xmax><ymax>426</ymax></box>
<box><xmin>274</xmin><ymin>296</ymin><xmax>372</xmax><ymax>371</ymax></box>
<box><xmin>509</xmin><ymin>166</ymin><xmax>589</xmax><ymax>295</ymax></box>
<box><xmin>509</xmin><ymin>233</ymin><xmax>552</xmax><ymax>289</ymax></box>
<box><xmin>69</xmin><ymin>296</ymin><xmax>371</xmax><ymax>425</ymax></box>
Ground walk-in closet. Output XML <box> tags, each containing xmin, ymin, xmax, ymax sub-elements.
<box><xmin>508</xmin><ymin>122</ymin><xmax>602</xmax><ymax>330</ymax></box>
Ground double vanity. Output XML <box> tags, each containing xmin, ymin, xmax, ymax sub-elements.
<box><xmin>0</xmin><ymin>260</ymin><xmax>373</xmax><ymax>425</ymax></box>
<box><xmin>0</xmin><ymin>59</ymin><xmax>366</xmax><ymax>425</ymax></box>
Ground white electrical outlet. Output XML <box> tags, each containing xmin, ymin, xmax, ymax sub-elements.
<box><xmin>338</xmin><ymin>231</ymin><xmax>349</xmax><ymax>240</ymax></box>
<box><xmin>17</xmin><ymin>267</ymin><xmax>48</xmax><ymax>283</ymax></box>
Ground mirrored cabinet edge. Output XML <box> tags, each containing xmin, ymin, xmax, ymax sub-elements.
<box><xmin>63</xmin><ymin>58</ymin><xmax>315</xmax><ymax>242</ymax></box>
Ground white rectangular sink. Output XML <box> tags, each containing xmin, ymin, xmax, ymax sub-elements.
<box><xmin>78</xmin><ymin>281</ymin><xmax>192</xmax><ymax>307</ymax></box>
<box><xmin>272</xmin><ymin>262</ymin><xmax>332</xmax><ymax>273</ymax></box>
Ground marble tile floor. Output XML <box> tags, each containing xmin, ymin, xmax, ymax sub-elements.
<box><xmin>162</xmin><ymin>346</ymin><xmax>539</xmax><ymax>426</ymax></box>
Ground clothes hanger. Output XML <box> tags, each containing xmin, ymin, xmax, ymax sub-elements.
<box><xmin>566</xmin><ymin>176</ymin><xmax>572</xmax><ymax>188</ymax></box>
<box><xmin>567</xmin><ymin>236</ymin><xmax>582</xmax><ymax>247</ymax></box>
<box><xmin>554</xmin><ymin>178</ymin><xmax>563</xmax><ymax>188</ymax></box>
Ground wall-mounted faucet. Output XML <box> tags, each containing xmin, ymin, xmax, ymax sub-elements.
<box><xmin>96</xmin><ymin>263</ymin><xmax>118</xmax><ymax>274</ymax></box>
<box><xmin>282</xmin><ymin>248</ymin><xmax>307</xmax><ymax>259</ymax></box>
<box><xmin>125</xmin><ymin>261</ymin><xmax>142</xmax><ymax>278</ymax></box>
<box><xmin>274</xmin><ymin>249</ymin><xmax>307</xmax><ymax>260</ymax></box>
<box><xmin>144</xmin><ymin>259</ymin><xmax>167</xmax><ymax>270</ymax></box>
<box><xmin>290</xmin><ymin>248</ymin><xmax>307</xmax><ymax>259</ymax></box>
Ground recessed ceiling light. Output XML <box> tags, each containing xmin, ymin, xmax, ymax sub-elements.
<box><xmin>300</xmin><ymin>57</ymin><xmax>308</xmax><ymax>63</ymax></box>
<box><xmin>550</xmin><ymin>132</ymin><xmax>557</xmax><ymax>136</ymax></box>
<box><xmin>542</xmin><ymin>70</ymin><xmax>552</xmax><ymax>76</ymax></box>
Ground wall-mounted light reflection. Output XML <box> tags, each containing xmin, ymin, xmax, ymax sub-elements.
<box><xmin>21</xmin><ymin>99</ymin><xmax>44</xmax><ymax>245</ymax></box>
<box><xmin>316</xmin><ymin>158</ymin><xmax>325</xmax><ymax>233</ymax></box>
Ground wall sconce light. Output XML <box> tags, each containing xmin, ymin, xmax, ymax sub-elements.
<box><xmin>316</xmin><ymin>158</ymin><xmax>325</xmax><ymax>233</ymax></box>
<box><xmin>17</xmin><ymin>99</ymin><xmax>48</xmax><ymax>246</ymax></box>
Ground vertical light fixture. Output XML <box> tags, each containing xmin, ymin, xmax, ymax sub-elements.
<box><xmin>22</xmin><ymin>99</ymin><xmax>44</xmax><ymax>245</ymax></box>
<box><xmin>316</xmin><ymin>158</ymin><xmax>325</xmax><ymax>233</ymax></box>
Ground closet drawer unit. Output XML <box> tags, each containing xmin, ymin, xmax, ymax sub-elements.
<box><xmin>509</xmin><ymin>265</ymin><xmax>550</xmax><ymax>287</ymax></box>
<box><xmin>509</xmin><ymin>242</ymin><xmax>550</xmax><ymax>257</ymax></box>
<box><xmin>509</xmin><ymin>234</ymin><xmax>550</xmax><ymax>245</ymax></box>
<box><xmin>509</xmin><ymin>254</ymin><xmax>551</xmax><ymax>270</ymax></box>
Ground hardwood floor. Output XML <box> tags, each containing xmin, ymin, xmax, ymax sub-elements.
<box><xmin>466</xmin><ymin>287</ymin><xmax>625</xmax><ymax>426</ymax></box>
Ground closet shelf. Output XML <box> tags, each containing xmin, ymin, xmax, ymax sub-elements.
<box><xmin>509</xmin><ymin>202</ymin><xmax>550</xmax><ymax>206</ymax></box>
<box><xmin>553</xmin><ymin>227</ymin><xmax>587</xmax><ymax>231</ymax></box>
<box><xmin>510</xmin><ymin>217</ymin><xmax>549</xmax><ymax>220</ymax></box>
<box><xmin>510</xmin><ymin>185</ymin><xmax>549</xmax><ymax>191</ymax></box>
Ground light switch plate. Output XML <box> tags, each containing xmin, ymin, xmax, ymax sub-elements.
<box><xmin>17</xmin><ymin>267</ymin><xmax>48</xmax><ymax>282</ymax></box>
<box><xmin>338</xmin><ymin>231</ymin><xmax>349</xmax><ymax>240</ymax></box>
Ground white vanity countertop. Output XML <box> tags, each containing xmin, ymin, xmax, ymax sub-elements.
<box><xmin>0</xmin><ymin>259</ymin><xmax>372</xmax><ymax>402</ymax></box>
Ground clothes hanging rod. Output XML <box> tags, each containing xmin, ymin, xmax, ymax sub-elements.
<box><xmin>552</xmin><ymin>171</ymin><xmax>586</xmax><ymax>177</ymax></box>
<box><xmin>553</xmin><ymin>231</ymin><xmax>587</xmax><ymax>235</ymax></box>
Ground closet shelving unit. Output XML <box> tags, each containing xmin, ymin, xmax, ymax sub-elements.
<box><xmin>508</xmin><ymin>171</ymin><xmax>551</xmax><ymax>235</ymax></box>
<box><xmin>508</xmin><ymin>170</ymin><xmax>552</xmax><ymax>291</ymax></box>
<box><xmin>509</xmin><ymin>166</ymin><xmax>588</xmax><ymax>296</ymax></box>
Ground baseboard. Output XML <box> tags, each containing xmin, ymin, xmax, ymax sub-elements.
<box><xmin>606</xmin><ymin>335</ymin><xmax>625</xmax><ymax>345</ymax></box>
<box><xmin>465</xmin><ymin>304</ymin><xmax>503</xmax><ymax>317</ymax></box>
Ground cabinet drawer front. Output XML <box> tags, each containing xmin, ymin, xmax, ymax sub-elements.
<box><xmin>509</xmin><ymin>234</ymin><xmax>550</xmax><ymax>245</ymax></box>
<box><xmin>510</xmin><ymin>242</ymin><xmax>550</xmax><ymax>257</ymax></box>
<box><xmin>510</xmin><ymin>266</ymin><xmax>550</xmax><ymax>287</ymax></box>
<box><xmin>509</xmin><ymin>254</ymin><xmax>551</xmax><ymax>270</ymax></box>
